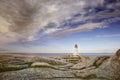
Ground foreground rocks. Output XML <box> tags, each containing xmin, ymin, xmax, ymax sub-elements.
<box><xmin>0</xmin><ymin>49</ymin><xmax>120</xmax><ymax>80</ymax></box>
<box><xmin>72</xmin><ymin>49</ymin><xmax>120</xmax><ymax>80</ymax></box>
<box><xmin>0</xmin><ymin>68</ymin><xmax>75</xmax><ymax>80</ymax></box>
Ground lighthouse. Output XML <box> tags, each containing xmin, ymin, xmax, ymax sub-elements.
<box><xmin>73</xmin><ymin>44</ymin><xmax>79</xmax><ymax>57</ymax></box>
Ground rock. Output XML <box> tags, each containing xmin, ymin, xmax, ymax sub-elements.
<box><xmin>89</xmin><ymin>79</ymin><xmax>106</xmax><ymax>80</ymax></box>
<box><xmin>58</xmin><ymin>63</ymin><xmax>74</xmax><ymax>70</ymax></box>
<box><xmin>26</xmin><ymin>56</ymin><xmax>69</xmax><ymax>65</ymax></box>
<box><xmin>7</xmin><ymin>58</ymin><xmax>25</xmax><ymax>65</ymax></box>
<box><xmin>58</xmin><ymin>63</ymin><xmax>73</xmax><ymax>68</ymax></box>
<box><xmin>73</xmin><ymin>66</ymin><xmax>97</xmax><ymax>78</ymax></box>
<box><xmin>96</xmin><ymin>55</ymin><xmax>120</xmax><ymax>80</ymax></box>
<box><xmin>73</xmin><ymin>53</ymin><xmax>120</xmax><ymax>80</ymax></box>
<box><xmin>0</xmin><ymin>68</ymin><xmax>75</xmax><ymax>80</ymax></box>
<box><xmin>73</xmin><ymin>56</ymin><xmax>109</xmax><ymax>69</ymax></box>
<box><xmin>93</xmin><ymin>56</ymin><xmax>110</xmax><ymax>67</ymax></box>
<box><xmin>31</xmin><ymin>62</ymin><xmax>56</xmax><ymax>69</ymax></box>
<box><xmin>31</xmin><ymin>62</ymin><xmax>50</xmax><ymax>67</ymax></box>
<box><xmin>7</xmin><ymin>64</ymin><xmax>28</xmax><ymax>68</ymax></box>
<box><xmin>115</xmin><ymin>49</ymin><xmax>120</xmax><ymax>59</ymax></box>
<box><xmin>0</xmin><ymin>63</ymin><xmax>3</xmax><ymax>68</ymax></box>
<box><xmin>71</xmin><ymin>57</ymin><xmax>97</xmax><ymax>70</ymax></box>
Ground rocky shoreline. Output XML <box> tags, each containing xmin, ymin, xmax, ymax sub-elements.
<box><xmin>0</xmin><ymin>49</ymin><xmax>120</xmax><ymax>80</ymax></box>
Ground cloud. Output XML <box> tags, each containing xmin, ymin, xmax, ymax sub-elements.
<box><xmin>45</xmin><ymin>22</ymin><xmax>107</xmax><ymax>38</ymax></box>
<box><xmin>65</xmin><ymin>22</ymin><xmax>106</xmax><ymax>32</ymax></box>
<box><xmin>0</xmin><ymin>0</ymin><xmax>120</xmax><ymax>46</ymax></box>
<box><xmin>97</xmin><ymin>34</ymin><xmax>120</xmax><ymax>38</ymax></box>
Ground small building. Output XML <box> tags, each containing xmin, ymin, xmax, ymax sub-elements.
<box><xmin>62</xmin><ymin>44</ymin><xmax>83</xmax><ymax>63</ymax></box>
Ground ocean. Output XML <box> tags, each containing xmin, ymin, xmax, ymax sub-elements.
<box><xmin>24</xmin><ymin>53</ymin><xmax>114</xmax><ymax>57</ymax></box>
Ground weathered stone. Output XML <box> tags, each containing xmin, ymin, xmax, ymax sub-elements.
<box><xmin>73</xmin><ymin>55</ymin><xmax>120</xmax><ymax>80</ymax></box>
<box><xmin>71</xmin><ymin>57</ymin><xmax>97</xmax><ymax>70</ymax></box>
<box><xmin>96</xmin><ymin>56</ymin><xmax>120</xmax><ymax>80</ymax></box>
<box><xmin>31</xmin><ymin>62</ymin><xmax>57</xmax><ymax>69</ymax></box>
<box><xmin>115</xmin><ymin>49</ymin><xmax>120</xmax><ymax>59</ymax></box>
<box><xmin>31</xmin><ymin>62</ymin><xmax>51</xmax><ymax>67</ymax></box>
<box><xmin>0</xmin><ymin>68</ymin><xmax>75</xmax><ymax>80</ymax></box>
<box><xmin>0</xmin><ymin>63</ymin><xmax>3</xmax><ymax>68</ymax></box>
<box><xmin>93</xmin><ymin>56</ymin><xmax>109</xmax><ymax>67</ymax></box>
<box><xmin>7</xmin><ymin>64</ymin><xmax>28</xmax><ymax>68</ymax></box>
<box><xmin>26</xmin><ymin>56</ymin><xmax>69</xmax><ymax>65</ymax></box>
<box><xmin>73</xmin><ymin>67</ymin><xmax>97</xmax><ymax>78</ymax></box>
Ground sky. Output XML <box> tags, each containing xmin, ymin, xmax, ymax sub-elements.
<box><xmin>0</xmin><ymin>0</ymin><xmax>120</xmax><ymax>53</ymax></box>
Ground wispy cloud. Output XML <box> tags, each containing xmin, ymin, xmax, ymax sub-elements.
<box><xmin>78</xmin><ymin>33</ymin><xmax>120</xmax><ymax>41</ymax></box>
<box><xmin>97</xmin><ymin>34</ymin><xmax>120</xmax><ymax>38</ymax></box>
<box><xmin>46</xmin><ymin>22</ymin><xmax>107</xmax><ymax>38</ymax></box>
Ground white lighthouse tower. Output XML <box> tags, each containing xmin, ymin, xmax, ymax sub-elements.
<box><xmin>73</xmin><ymin>44</ymin><xmax>79</xmax><ymax>57</ymax></box>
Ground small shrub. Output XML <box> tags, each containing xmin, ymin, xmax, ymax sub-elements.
<box><xmin>24</xmin><ymin>62</ymin><xmax>33</xmax><ymax>67</ymax></box>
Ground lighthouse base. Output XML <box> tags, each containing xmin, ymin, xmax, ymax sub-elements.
<box><xmin>73</xmin><ymin>55</ymin><xmax>79</xmax><ymax>58</ymax></box>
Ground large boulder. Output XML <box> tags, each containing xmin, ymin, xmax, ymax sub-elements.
<box><xmin>73</xmin><ymin>50</ymin><xmax>120</xmax><ymax>80</ymax></box>
<box><xmin>115</xmin><ymin>49</ymin><xmax>120</xmax><ymax>59</ymax></box>
<box><xmin>96</xmin><ymin>50</ymin><xmax>120</xmax><ymax>80</ymax></box>
<box><xmin>71</xmin><ymin>56</ymin><xmax>109</xmax><ymax>70</ymax></box>
<box><xmin>71</xmin><ymin>57</ymin><xmax>96</xmax><ymax>70</ymax></box>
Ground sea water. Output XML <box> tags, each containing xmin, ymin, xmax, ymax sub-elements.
<box><xmin>24</xmin><ymin>53</ymin><xmax>114</xmax><ymax>57</ymax></box>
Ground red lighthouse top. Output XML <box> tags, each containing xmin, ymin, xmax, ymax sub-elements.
<box><xmin>74</xmin><ymin>44</ymin><xmax>78</xmax><ymax>48</ymax></box>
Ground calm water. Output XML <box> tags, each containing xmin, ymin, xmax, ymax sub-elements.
<box><xmin>24</xmin><ymin>53</ymin><xmax>114</xmax><ymax>57</ymax></box>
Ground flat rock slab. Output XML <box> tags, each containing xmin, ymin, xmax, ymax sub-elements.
<box><xmin>0</xmin><ymin>68</ymin><xmax>75</xmax><ymax>80</ymax></box>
